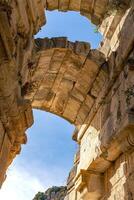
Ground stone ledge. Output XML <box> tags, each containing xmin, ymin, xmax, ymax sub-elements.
<box><xmin>74</xmin><ymin>169</ymin><xmax>104</xmax><ymax>200</ymax></box>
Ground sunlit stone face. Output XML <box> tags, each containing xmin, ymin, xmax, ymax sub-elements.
<box><xmin>0</xmin><ymin>1</ymin><xmax>134</xmax><ymax>200</ymax></box>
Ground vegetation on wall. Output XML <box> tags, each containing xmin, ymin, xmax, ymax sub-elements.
<box><xmin>33</xmin><ymin>186</ymin><xmax>67</xmax><ymax>200</ymax></box>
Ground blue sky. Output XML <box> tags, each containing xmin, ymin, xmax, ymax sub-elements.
<box><xmin>0</xmin><ymin>11</ymin><xmax>102</xmax><ymax>200</ymax></box>
<box><xmin>36</xmin><ymin>11</ymin><xmax>102</xmax><ymax>48</ymax></box>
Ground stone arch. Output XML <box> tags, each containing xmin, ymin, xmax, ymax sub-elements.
<box><xmin>0</xmin><ymin>0</ymin><xmax>133</xmax><ymax>194</ymax></box>
<box><xmin>45</xmin><ymin>0</ymin><xmax>108</xmax><ymax>26</ymax></box>
<box><xmin>23</xmin><ymin>37</ymin><xmax>107</xmax><ymax>125</ymax></box>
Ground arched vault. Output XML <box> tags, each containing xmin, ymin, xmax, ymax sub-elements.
<box><xmin>24</xmin><ymin>37</ymin><xmax>108</xmax><ymax>125</ymax></box>
<box><xmin>0</xmin><ymin>0</ymin><xmax>133</xmax><ymax>191</ymax></box>
<box><xmin>45</xmin><ymin>0</ymin><xmax>108</xmax><ymax>25</ymax></box>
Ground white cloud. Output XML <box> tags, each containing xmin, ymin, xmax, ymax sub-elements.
<box><xmin>0</xmin><ymin>110</ymin><xmax>74</xmax><ymax>200</ymax></box>
<box><xmin>0</xmin><ymin>166</ymin><xmax>45</xmax><ymax>200</ymax></box>
<box><xmin>0</xmin><ymin>163</ymin><xmax>68</xmax><ymax>200</ymax></box>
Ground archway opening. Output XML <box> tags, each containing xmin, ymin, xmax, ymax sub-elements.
<box><xmin>0</xmin><ymin>8</ymin><xmax>103</xmax><ymax>200</ymax></box>
<box><xmin>36</xmin><ymin>11</ymin><xmax>103</xmax><ymax>48</ymax></box>
<box><xmin>0</xmin><ymin>110</ymin><xmax>76</xmax><ymax>200</ymax></box>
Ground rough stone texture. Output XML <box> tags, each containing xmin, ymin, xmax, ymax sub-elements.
<box><xmin>0</xmin><ymin>1</ymin><xmax>134</xmax><ymax>200</ymax></box>
<box><xmin>25</xmin><ymin>37</ymin><xmax>106</xmax><ymax>124</ymax></box>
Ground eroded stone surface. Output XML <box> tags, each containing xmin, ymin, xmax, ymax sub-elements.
<box><xmin>0</xmin><ymin>1</ymin><xmax>134</xmax><ymax>200</ymax></box>
<box><xmin>24</xmin><ymin>38</ymin><xmax>106</xmax><ymax>124</ymax></box>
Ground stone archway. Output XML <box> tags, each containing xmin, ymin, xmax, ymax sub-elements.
<box><xmin>23</xmin><ymin>37</ymin><xmax>107</xmax><ymax>126</ymax></box>
<box><xmin>45</xmin><ymin>0</ymin><xmax>107</xmax><ymax>25</ymax></box>
<box><xmin>0</xmin><ymin>1</ymin><xmax>134</xmax><ymax>200</ymax></box>
<box><xmin>0</xmin><ymin>0</ymin><xmax>109</xmax><ymax>186</ymax></box>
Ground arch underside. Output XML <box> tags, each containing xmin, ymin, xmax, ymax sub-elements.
<box><xmin>45</xmin><ymin>0</ymin><xmax>108</xmax><ymax>25</ymax></box>
<box><xmin>24</xmin><ymin>38</ymin><xmax>107</xmax><ymax>125</ymax></box>
<box><xmin>0</xmin><ymin>0</ymin><xmax>133</xmax><ymax>192</ymax></box>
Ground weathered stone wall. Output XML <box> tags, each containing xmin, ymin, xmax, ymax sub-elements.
<box><xmin>73</xmin><ymin>48</ymin><xmax>134</xmax><ymax>200</ymax></box>
<box><xmin>0</xmin><ymin>1</ymin><xmax>134</xmax><ymax>200</ymax></box>
<box><xmin>0</xmin><ymin>0</ymin><xmax>45</xmax><ymax>186</ymax></box>
<box><xmin>103</xmin><ymin>151</ymin><xmax>134</xmax><ymax>200</ymax></box>
<box><xmin>66</xmin><ymin>3</ymin><xmax>134</xmax><ymax>199</ymax></box>
<box><xmin>25</xmin><ymin>37</ymin><xmax>106</xmax><ymax>125</ymax></box>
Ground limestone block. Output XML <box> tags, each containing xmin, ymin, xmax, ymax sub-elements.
<box><xmin>70</xmin><ymin>88</ymin><xmax>86</xmax><ymax>102</ymax></box>
<box><xmin>59</xmin><ymin>0</ymin><xmax>69</xmax><ymax>11</ymax></box>
<box><xmin>67</xmin><ymin>165</ymin><xmax>77</xmax><ymax>192</ymax></box>
<box><xmin>46</xmin><ymin>0</ymin><xmax>58</xmax><ymax>10</ymax></box>
<box><xmin>100</xmin><ymin>39</ymin><xmax>111</xmax><ymax>57</ymax></box>
<box><xmin>75</xmin><ymin>41</ymin><xmax>90</xmax><ymax>56</ymax></box>
<box><xmin>51</xmin><ymin>91</ymin><xmax>68</xmax><ymax>115</ymax></box>
<box><xmin>16</xmin><ymin>0</ymin><xmax>30</xmax><ymax>35</ymax></box>
<box><xmin>77</xmin><ymin>124</ymin><xmax>87</xmax><ymax>142</ymax></box>
<box><xmin>127</xmin><ymin>150</ymin><xmax>134</xmax><ymax>175</ymax></box>
<box><xmin>32</xmin><ymin>99</ymin><xmax>44</xmax><ymax>109</ymax></box>
<box><xmin>100</xmin><ymin>116</ymin><xmax>114</xmax><ymax>149</ymax></box>
<box><xmin>77</xmin><ymin>127</ymin><xmax>100</xmax><ymax>172</ymax></box>
<box><xmin>127</xmin><ymin>172</ymin><xmax>134</xmax><ymax>199</ymax></box>
<box><xmin>46</xmin><ymin>53</ymin><xmax>71</xmax><ymax>92</ymax></box>
<box><xmin>63</xmin><ymin>56</ymin><xmax>83</xmax><ymax>82</ymax></box>
<box><xmin>24</xmin><ymin>103</ymin><xmax>33</xmax><ymax>128</ymax></box>
<box><xmin>107</xmin><ymin>178</ymin><xmax>126</xmax><ymax>200</ymax></box>
<box><xmin>90</xmin><ymin>108</ymin><xmax>102</xmax><ymax>131</ymax></box>
<box><xmin>64</xmin><ymin>69</ymin><xmax>79</xmax><ymax>83</ymax></box>
<box><xmin>91</xmin><ymin>69</ymin><xmax>107</xmax><ymax>98</ymax></box>
<box><xmin>88</xmin><ymin>50</ymin><xmax>106</xmax><ymax>66</ymax></box>
<box><xmin>0</xmin><ymin>11</ymin><xmax>15</xmax><ymax>59</ymax></box>
<box><xmin>38</xmin><ymin>49</ymin><xmax>54</xmax><ymax>68</ymax></box>
<box><xmin>67</xmin><ymin>52</ymin><xmax>84</xmax><ymax>71</ymax></box>
<box><xmin>26</xmin><ymin>0</ymin><xmax>46</xmax><ymax>33</ymax></box>
<box><xmin>34</xmin><ymin>88</ymin><xmax>52</xmax><ymax>103</ymax></box>
<box><xmin>77</xmin><ymin>80</ymin><xmax>108</xmax><ymax>140</ymax></box>
<box><xmin>31</xmin><ymin>69</ymin><xmax>45</xmax><ymax>85</ymax></box>
<box><xmin>0</xmin><ymin>121</ymin><xmax>5</xmax><ymax>151</ymax></box>
<box><xmin>124</xmin><ymin>67</ymin><xmax>134</xmax><ymax>110</ymax></box>
<box><xmin>0</xmin><ymin>65</ymin><xmax>18</xmax><ymax>101</ymax></box>
<box><xmin>101</xmin><ymin>100</ymin><xmax>111</xmax><ymax>129</ymax></box>
<box><xmin>0</xmin><ymin>38</ymin><xmax>7</xmax><ymax>61</ymax></box>
<box><xmin>103</xmin><ymin>152</ymin><xmax>134</xmax><ymax>200</ymax></box>
<box><xmin>69</xmin><ymin>0</ymin><xmax>81</xmax><ymax>11</ymax></box>
<box><xmin>75</xmin><ymin>59</ymin><xmax>99</xmax><ymax>94</ymax></box>
<box><xmin>80</xmin><ymin>0</ymin><xmax>93</xmax><ymax>15</ymax></box>
<box><xmin>27</xmin><ymin>0</ymin><xmax>38</xmax><ymax>25</ymax></box>
<box><xmin>59</xmin><ymin>78</ymin><xmax>74</xmax><ymax>91</ymax></box>
<box><xmin>115</xmin><ymin>9</ymin><xmax>134</xmax><ymax>71</ymax></box>
<box><xmin>43</xmin><ymin>73</ymin><xmax>57</xmax><ymax>89</ymax></box>
<box><xmin>99</xmin><ymin>13</ymin><xmax>115</xmax><ymax>37</ymax></box>
<box><xmin>94</xmin><ymin>0</ymin><xmax>108</xmax><ymax>18</ymax></box>
<box><xmin>84</xmin><ymin>94</ymin><xmax>95</xmax><ymax>109</ymax></box>
<box><xmin>48</xmin><ymin>49</ymin><xmax>66</xmax><ymax>73</ymax></box>
<box><xmin>36</xmin><ymin>37</ymin><xmax>69</xmax><ymax>50</ymax></box>
<box><xmin>0</xmin><ymin>0</ymin><xmax>12</xmax><ymax>5</ymax></box>
<box><xmin>63</xmin><ymin>97</ymin><xmax>81</xmax><ymax>122</ymax></box>
<box><xmin>0</xmin><ymin>133</ymin><xmax>11</xmax><ymax>187</ymax></box>
<box><xmin>88</xmin><ymin>155</ymin><xmax>111</xmax><ymax>173</ymax></box>
<box><xmin>75</xmin><ymin>170</ymin><xmax>104</xmax><ymax>200</ymax></box>
<box><xmin>99</xmin><ymin>65</ymin><xmax>134</xmax><ymax>156</ymax></box>
<box><xmin>100</xmin><ymin>111</ymin><xmax>134</xmax><ymax>163</ymax></box>
<box><xmin>51</xmin><ymin>37</ymin><xmax>68</xmax><ymax>48</ymax></box>
<box><xmin>50</xmin><ymin>78</ymin><xmax>74</xmax><ymax>114</ymax></box>
<box><xmin>35</xmin><ymin>0</ymin><xmax>46</xmax><ymax>27</ymax></box>
<box><xmin>66</xmin><ymin>188</ymin><xmax>76</xmax><ymax>200</ymax></box>
<box><xmin>75</xmin><ymin>104</ymin><xmax>90</xmax><ymax>125</ymax></box>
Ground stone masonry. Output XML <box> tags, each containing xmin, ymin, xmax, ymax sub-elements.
<box><xmin>0</xmin><ymin>0</ymin><xmax>134</xmax><ymax>200</ymax></box>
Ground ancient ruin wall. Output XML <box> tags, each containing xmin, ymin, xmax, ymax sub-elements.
<box><xmin>0</xmin><ymin>0</ymin><xmax>134</xmax><ymax>200</ymax></box>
